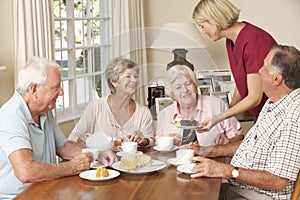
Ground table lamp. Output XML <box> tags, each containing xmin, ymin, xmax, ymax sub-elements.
<box><xmin>151</xmin><ymin>23</ymin><xmax>208</xmax><ymax>71</ymax></box>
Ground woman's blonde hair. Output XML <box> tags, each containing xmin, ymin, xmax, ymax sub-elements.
<box><xmin>193</xmin><ymin>0</ymin><xmax>240</xmax><ymax>30</ymax></box>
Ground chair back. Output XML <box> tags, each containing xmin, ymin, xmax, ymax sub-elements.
<box><xmin>291</xmin><ymin>169</ymin><xmax>300</xmax><ymax>200</ymax></box>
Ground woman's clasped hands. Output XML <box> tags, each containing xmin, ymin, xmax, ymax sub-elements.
<box><xmin>127</xmin><ymin>130</ymin><xmax>149</xmax><ymax>146</ymax></box>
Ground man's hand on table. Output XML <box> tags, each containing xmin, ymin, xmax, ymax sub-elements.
<box><xmin>190</xmin><ymin>157</ymin><xmax>229</xmax><ymax>179</ymax></box>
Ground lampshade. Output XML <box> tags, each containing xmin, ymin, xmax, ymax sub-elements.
<box><xmin>151</xmin><ymin>23</ymin><xmax>208</xmax><ymax>49</ymax></box>
<box><xmin>151</xmin><ymin>23</ymin><xmax>208</xmax><ymax>71</ymax></box>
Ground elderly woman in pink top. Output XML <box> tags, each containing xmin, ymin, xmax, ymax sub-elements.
<box><xmin>156</xmin><ymin>65</ymin><xmax>243</xmax><ymax>148</ymax></box>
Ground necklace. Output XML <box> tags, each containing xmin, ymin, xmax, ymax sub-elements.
<box><xmin>108</xmin><ymin>96</ymin><xmax>137</xmax><ymax>141</ymax></box>
<box><xmin>180</xmin><ymin>101</ymin><xmax>198</xmax><ymax>120</ymax></box>
<box><xmin>108</xmin><ymin>96</ymin><xmax>126</xmax><ymax>140</ymax></box>
<box><xmin>181</xmin><ymin>129</ymin><xmax>196</xmax><ymax>145</ymax></box>
<box><xmin>182</xmin><ymin>129</ymin><xmax>193</xmax><ymax>139</ymax></box>
<box><xmin>109</xmin><ymin>95</ymin><xmax>132</xmax><ymax>126</ymax></box>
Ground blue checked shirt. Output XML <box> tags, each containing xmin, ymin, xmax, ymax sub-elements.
<box><xmin>230</xmin><ymin>88</ymin><xmax>300</xmax><ymax>200</ymax></box>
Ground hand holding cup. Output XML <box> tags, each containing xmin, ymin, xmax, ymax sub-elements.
<box><xmin>82</xmin><ymin>148</ymin><xmax>100</xmax><ymax>162</ymax></box>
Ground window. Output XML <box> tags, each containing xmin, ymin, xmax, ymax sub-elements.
<box><xmin>53</xmin><ymin>0</ymin><xmax>112</xmax><ymax>122</ymax></box>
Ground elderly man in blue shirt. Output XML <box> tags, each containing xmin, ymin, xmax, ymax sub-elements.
<box><xmin>0</xmin><ymin>57</ymin><xmax>117</xmax><ymax>199</ymax></box>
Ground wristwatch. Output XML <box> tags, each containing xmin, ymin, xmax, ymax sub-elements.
<box><xmin>231</xmin><ymin>167</ymin><xmax>239</xmax><ymax>180</ymax></box>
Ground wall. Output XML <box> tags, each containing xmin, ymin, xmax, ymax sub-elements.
<box><xmin>1</xmin><ymin>0</ymin><xmax>300</xmax><ymax>136</ymax></box>
<box><xmin>144</xmin><ymin>0</ymin><xmax>300</xmax><ymax>82</ymax></box>
<box><xmin>59</xmin><ymin>119</ymin><xmax>79</xmax><ymax>137</ymax></box>
<box><xmin>144</xmin><ymin>0</ymin><xmax>300</xmax><ymax>134</ymax></box>
<box><xmin>0</xmin><ymin>0</ymin><xmax>15</xmax><ymax>106</ymax></box>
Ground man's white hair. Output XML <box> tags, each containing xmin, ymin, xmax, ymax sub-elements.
<box><xmin>17</xmin><ymin>57</ymin><xmax>61</xmax><ymax>94</ymax></box>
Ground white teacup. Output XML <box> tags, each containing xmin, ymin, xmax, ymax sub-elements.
<box><xmin>117</xmin><ymin>141</ymin><xmax>138</xmax><ymax>154</ymax></box>
<box><xmin>176</xmin><ymin>149</ymin><xmax>194</xmax><ymax>163</ymax></box>
<box><xmin>82</xmin><ymin>148</ymin><xmax>100</xmax><ymax>161</ymax></box>
<box><xmin>157</xmin><ymin>137</ymin><xmax>174</xmax><ymax>150</ymax></box>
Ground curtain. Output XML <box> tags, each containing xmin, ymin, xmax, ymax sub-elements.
<box><xmin>111</xmin><ymin>0</ymin><xmax>148</xmax><ymax>105</ymax></box>
<box><xmin>13</xmin><ymin>0</ymin><xmax>54</xmax><ymax>86</ymax></box>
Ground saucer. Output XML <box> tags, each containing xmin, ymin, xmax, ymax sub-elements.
<box><xmin>167</xmin><ymin>157</ymin><xmax>192</xmax><ymax>166</ymax></box>
<box><xmin>177</xmin><ymin>163</ymin><xmax>197</xmax><ymax>174</ymax></box>
<box><xmin>116</xmin><ymin>151</ymin><xmax>143</xmax><ymax>157</ymax></box>
<box><xmin>153</xmin><ymin>145</ymin><xmax>179</xmax><ymax>153</ymax></box>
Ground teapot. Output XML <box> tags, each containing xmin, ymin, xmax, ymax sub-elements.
<box><xmin>85</xmin><ymin>131</ymin><xmax>113</xmax><ymax>151</ymax></box>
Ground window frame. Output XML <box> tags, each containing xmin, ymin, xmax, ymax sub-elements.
<box><xmin>53</xmin><ymin>0</ymin><xmax>112</xmax><ymax>123</ymax></box>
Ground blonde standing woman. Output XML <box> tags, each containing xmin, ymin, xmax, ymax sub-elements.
<box><xmin>193</xmin><ymin>0</ymin><xmax>277</xmax><ymax>132</ymax></box>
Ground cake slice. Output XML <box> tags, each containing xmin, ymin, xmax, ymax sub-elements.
<box><xmin>96</xmin><ymin>167</ymin><xmax>109</xmax><ymax>178</ymax></box>
<box><xmin>174</xmin><ymin>118</ymin><xmax>199</xmax><ymax>127</ymax></box>
<box><xmin>119</xmin><ymin>154</ymin><xmax>152</xmax><ymax>170</ymax></box>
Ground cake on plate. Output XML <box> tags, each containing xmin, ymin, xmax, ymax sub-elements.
<box><xmin>96</xmin><ymin>167</ymin><xmax>109</xmax><ymax>178</ymax></box>
<box><xmin>119</xmin><ymin>154</ymin><xmax>152</xmax><ymax>170</ymax></box>
<box><xmin>174</xmin><ymin>118</ymin><xmax>199</xmax><ymax>127</ymax></box>
<box><xmin>112</xmin><ymin>139</ymin><xmax>123</xmax><ymax>151</ymax></box>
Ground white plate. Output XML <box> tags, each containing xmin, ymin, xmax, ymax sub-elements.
<box><xmin>177</xmin><ymin>163</ymin><xmax>197</xmax><ymax>174</ymax></box>
<box><xmin>116</xmin><ymin>151</ymin><xmax>143</xmax><ymax>157</ymax></box>
<box><xmin>153</xmin><ymin>145</ymin><xmax>179</xmax><ymax>152</ymax></box>
<box><xmin>167</xmin><ymin>157</ymin><xmax>192</xmax><ymax>166</ymax></box>
<box><xmin>174</xmin><ymin>125</ymin><xmax>200</xmax><ymax>129</ymax></box>
<box><xmin>171</xmin><ymin>121</ymin><xmax>201</xmax><ymax>129</ymax></box>
<box><xmin>79</xmin><ymin>169</ymin><xmax>120</xmax><ymax>181</ymax></box>
<box><xmin>111</xmin><ymin>159</ymin><xmax>166</xmax><ymax>174</ymax></box>
<box><xmin>90</xmin><ymin>161</ymin><xmax>108</xmax><ymax>169</ymax></box>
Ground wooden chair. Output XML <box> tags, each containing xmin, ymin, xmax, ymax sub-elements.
<box><xmin>291</xmin><ymin>170</ymin><xmax>300</xmax><ymax>200</ymax></box>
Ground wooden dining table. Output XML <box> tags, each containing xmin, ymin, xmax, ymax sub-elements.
<box><xmin>14</xmin><ymin>147</ymin><xmax>223</xmax><ymax>200</ymax></box>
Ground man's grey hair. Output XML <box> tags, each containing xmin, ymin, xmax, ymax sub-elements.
<box><xmin>17</xmin><ymin>57</ymin><xmax>61</xmax><ymax>94</ymax></box>
<box><xmin>270</xmin><ymin>45</ymin><xmax>300</xmax><ymax>89</ymax></box>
